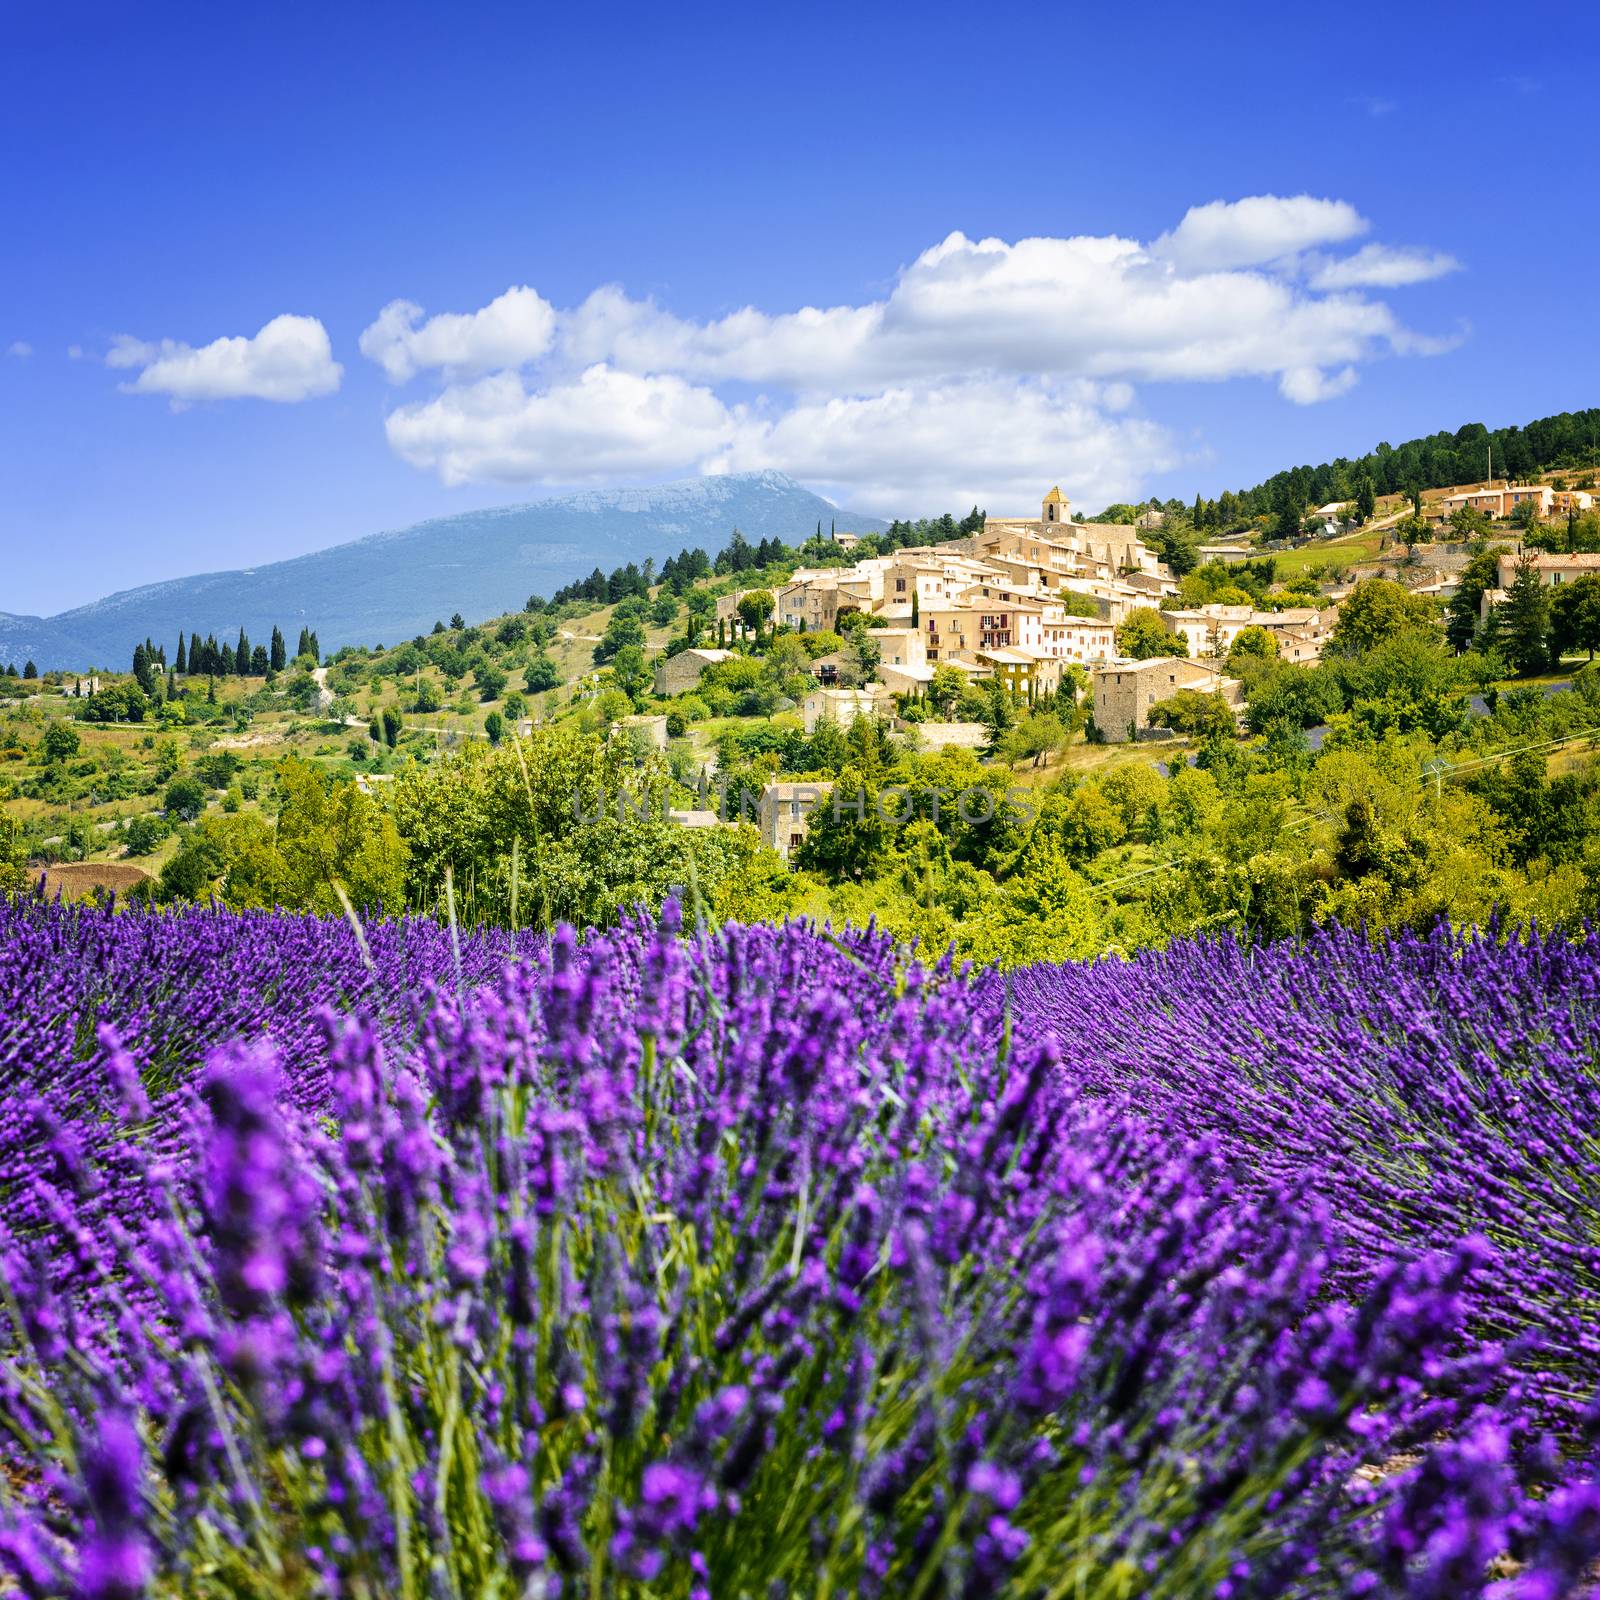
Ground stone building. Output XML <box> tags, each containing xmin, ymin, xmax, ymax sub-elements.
<box><xmin>653</xmin><ymin>647</ymin><xmax>735</xmax><ymax>697</ymax></box>
<box><xmin>1092</xmin><ymin>657</ymin><xmax>1243</xmax><ymax>743</ymax></box>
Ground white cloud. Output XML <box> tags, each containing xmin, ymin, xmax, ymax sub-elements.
<box><xmin>359</xmin><ymin>286</ymin><xmax>557</xmax><ymax>383</ymax></box>
<box><xmin>7</xmin><ymin>341</ymin><xmax>32</xmax><ymax>359</ymax></box>
<box><xmin>713</xmin><ymin>377</ymin><xmax>1178</xmax><ymax>517</ymax></box>
<box><xmin>384</xmin><ymin>365</ymin><xmax>733</xmax><ymax>487</ymax></box>
<box><xmin>108</xmin><ymin>314</ymin><xmax>341</xmax><ymax>405</ymax></box>
<box><xmin>1309</xmin><ymin>243</ymin><xmax>1461</xmax><ymax>290</ymax></box>
<box><xmin>67</xmin><ymin>344</ymin><xmax>85</xmax><ymax>360</ymax></box>
<box><xmin>366</xmin><ymin>194</ymin><xmax>1460</xmax><ymax>507</ymax></box>
<box><xmin>1279</xmin><ymin>365</ymin><xmax>1360</xmax><ymax>405</ymax></box>
<box><xmin>1154</xmin><ymin>195</ymin><xmax>1368</xmax><ymax>270</ymax></box>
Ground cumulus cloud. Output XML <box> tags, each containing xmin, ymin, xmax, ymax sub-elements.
<box><xmin>108</xmin><ymin>314</ymin><xmax>341</xmax><ymax>405</ymax></box>
<box><xmin>359</xmin><ymin>286</ymin><xmax>557</xmax><ymax>383</ymax></box>
<box><xmin>7</xmin><ymin>341</ymin><xmax>32</xmax><ymax>359</ymax></box>
<box><xmin>1308</xmin><ymin>243</ymin><xmax>1461</xmax><ymax>290</ymax></box>
<box><xmin>713</xmin><ymin>378</ymin><xmax>1178</xmax><ymax>516</ymax></box>
<box><xmin>365</xmin><ymin>194</ymin><xmax>1460</xmax><ymax>506</ymax></box>
<box><xmin>1279</xmin><ymin>365</ymin><xmax>1360</xmax><ymax>405</ymax></box>
<box><xmin>384</xmin><ymin>365</ymin><xmax>733</xmax><ymax>486</ymax></box>
<box><xmin>1154</xmin><ymin>195</ymin><xmax>1368</xmax><ymax>270</ymax></box>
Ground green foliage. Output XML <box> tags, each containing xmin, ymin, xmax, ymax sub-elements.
<box><xmin>163</xmin><ymin>774</ymin><xmax>206</xmax><ymax>821</ymax></box>
<box><xmin>473</xmin><ymin>660</ymin><xmax>508</xmax><ymax>701</ymax></box>
<box><xmin>1115</xmin><ymin>607</ymin><xmax>1173</xmax><ymax>660</ymax></box>
<box><xmin>1328</xmin><ymin>579</ymin><xmax>1437</xmax><ymax>655</ymax></box>
<box><xmin>1550</xmin><ymin>573</ymin><xmax>1600</xmax><ymax>662</ymax></box>
<box><xmin>1147</xmin><ymin>690</ymin><xmax>1237</xmax><ymax>739</ymax></box>
<box><xmin>524</xmin><ymin>653</ymin><xmax>562</xmax><ymax>694</ymax></box>
<box><xmin>1225</xmin><ymin>627</ymin><xmax>1278</xmax><ymax>671</ymax></box>
<box><xmin>383</xmin><ymin>729</ymin><xmax>773</xmax><ymax>929</ymax></box>
<box><xmin>121</xmin><ymin>813</ymin><xmax>168</xmax><ymax>857</ymax></box>
<box><xmin>40</xmin><ymin>721</ymin><xmax>80</xmax><ymax>763</ymax></box>
<box><xmin>1501</xmin><ymin>556</ymin><xmax>1552</xmax><ymax>676</ymax></box>
<box><xmin>1447</xmin><ymin>549</ymin><xmax>1503</xmax><ymax>653</ymax></box>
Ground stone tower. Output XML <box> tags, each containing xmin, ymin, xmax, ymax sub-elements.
<box><xmin>1041</xmin><ymin>485</ymin><xmax>1069</xmax><ymax>525</ymax></box>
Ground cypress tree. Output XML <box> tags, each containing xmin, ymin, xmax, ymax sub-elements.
<box><xmin>23</xmin><ymin>661</ymin><xmax>37</xmax><ymax>679</ymax></box>
<box><xmin>308</xmin><ymin>631</ymin><xmax>320</xmax><ymax>663</ymax></box>
<box><xmin>174</xmin><ymin>633</ymin><xmax>187</xmax><ymax>674</ymax></box>
<box><xmin>296</xmin><ymin>626</ymin><xmax>311</xmax><ymax>659</ymax></box>
<box><xmin>270</xmin><ymin>626</ymin><xmax>286</xmax><ymax>672</ymax></box>
<box><xmin>220</xmin><ymin>643</ymin><xmax>235</xmax><ymax>675</ymax></box>
<box><xmin>1355</xmin><ymin>475</ymin><xmax>1377</xmax><ymax>524</ymax></box>
<box><xmin>237</xmin><ymin>627</ymin><xmax>250</xmax><ymax>674</ymax></box>
<box><xmin>1502</xmin><ymin>556</ymin><xmax>1552</xmax><ymax>676</ymax></box>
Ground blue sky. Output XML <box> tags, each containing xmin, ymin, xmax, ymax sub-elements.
<box><xmin>3</xmin><ymin>0</ymin><xmax>1597</xmax><ymax>615</ymax></box>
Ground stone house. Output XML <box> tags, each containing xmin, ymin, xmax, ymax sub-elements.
<box><xmin>801</xmin><ymin>685</ymin><xmax>892</xmax><ymax>734</ymax></box>
<box><xmin>653</xmin><ymin>647</ymin><xmax>735</xmax><ymax>697</ymax></box>
<box><xmin>1092</xmin><ymin>657</ymin><xmax>1244</xmax><ymax>743</ymax></box>
<box><xmin>758</xmin><ymin>780</ymin><xmax>835</xmax><ymax>860</ymax></box>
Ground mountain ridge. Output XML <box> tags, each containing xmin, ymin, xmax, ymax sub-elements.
<box><xmin>1</xmin><ymin>472</ymin><xmax>887</xmax><ymax>671</ymax></box>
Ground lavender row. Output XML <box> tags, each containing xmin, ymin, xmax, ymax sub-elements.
<box><xmin>1</xmin><ymin>899</ymin><xmax>1599</xmax><ymax>1594</ymax></box>
<box><xmin>1012</xmin><ymin>919</ymin><xmax>1600</xmax><ymax>1427</ymax></box>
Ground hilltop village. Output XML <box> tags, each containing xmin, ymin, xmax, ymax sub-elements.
<box><xmin>5</xmin><ymin>446</ymin><xmax>1600</xmax><ymax>964</ymax></box>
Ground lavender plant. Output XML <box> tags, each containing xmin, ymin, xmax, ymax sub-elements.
<box><xmin>1</xmin><ymin>895</ymin><xmax>1599</xmax><ymax>1596</ymax></box>
<box><xmin>1012</xmin><ymin>919</ymin><xmax>1600</xmax><ymax>1429</ymax></box>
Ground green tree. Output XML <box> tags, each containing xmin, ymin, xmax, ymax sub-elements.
<box><xmin>736</xmin><ymin>590</ymin><xmax>775</xmax><ymax>640</ymax></box>
<box><xmin>1115</xmin><ymin>607</ymin><xmax>1173</xmax><ymax>660</ymax></box>
<box><xmin>156</xmin><ymin>835</ymin><xmax>223</xmax><ymax>902</ymax></box>
<box><xmin>524</xmin><ymin>654</ymin><xmax>562</xmax><ymax>694</ymax></box>
<box><xmin>1147</xmin><ymin>690</ymin><xmax>1237</xmax><ymax>738</ymax></box>
<box><xmin>221</xmin><ymin>757</ymin><xmax>409</xmax><ymax>915</ymax></box>
<box><xmin>1449</xmin><ymin>505</ymin><xmax>1490</xmax><ymax>541</ymax></box>
<box><xmin>1271</xmin><ymin>479</ymin><xmax>1304</xmax><ymax>541</ymax></box>
<box><xmin>1549</xmin><ymin>574</ymin><xmax>1600</xmax><ymax>662</ymax></box>
<box><xmin>1327</xmin><ymin>579</ymin><xmax>1436</xmax><ymax>655</ymax></box>
<box><xmin>1354</xmin><ymin>474</ymin><xmax>1377</xmax><ymax>524</ymax></box>
<box><xmin>927</xmin><ymin>662</ymin><xmax>966</xmax><ymax>716</ymax></box>
<box><xmin>122</xmin><ymin>813</ymin><xmax>168</xmax><ymax>857</ymax></box>
<box><xmin>609</xmin><ymin>645</ymin><xmax>652</xmax><ymax>706</ymax></box>
<box><xmin>1225</xmin><ymin>627</ymin><xmax>1278</xmax><ymax>671</ymax></box>
<box><xmin>1500</xmin><ymin>555</ymin><xmax>1552</xmax><ymax>676</ymax></box>
<box><xmin>41</xmin><ymin>721</ymin><xmax>80</xmax><ymax>763</ymax></box>
<box><xmin>484</xmin><ymin>709</ymin><xmax>506</xmax><ymax>746</ymax></box>
<box><xmin>1446</xmin><ymin>550</ymin><xmax>1502</xmax><ymax>653</ymax></box>
<box><xmin>163</xmin><ymin>774</ymin><xmax>206</xmax><ymax>821</ymax></box>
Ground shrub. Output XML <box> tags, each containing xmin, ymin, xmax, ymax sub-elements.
<box><xmin>163</xmin><ymin>774</ymin><xmax>206</xmax><ymax>820</ymax></box>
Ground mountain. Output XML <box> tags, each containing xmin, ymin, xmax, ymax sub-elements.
<box><xmin>0</xmin><ymin>471</ymin><xmax>888</xmax><ymax>671</ymax></box>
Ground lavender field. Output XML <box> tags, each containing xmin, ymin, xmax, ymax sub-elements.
<box><xmin>4</xmin><ymin>895</ymin><xmax>1600</xmax><ymax>1598</ymax></box>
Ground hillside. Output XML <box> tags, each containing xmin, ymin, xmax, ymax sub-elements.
<box><xmin>0</xmin><ymin>471</ymin><xmax>887</xmax><ymax>672</ymax></box>
<box><xmin>1228</xmin><ymin>407</ymin><xmax>1600</xmax><ymax>523</ymax></box>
